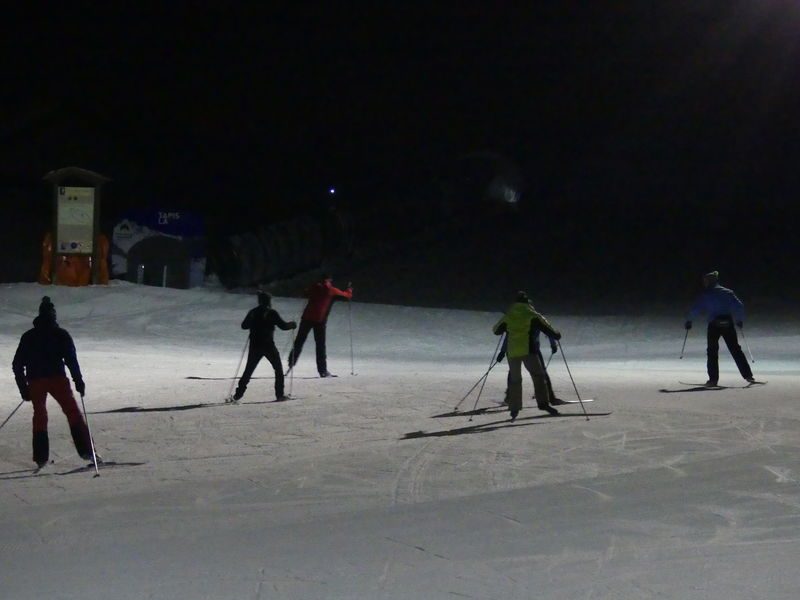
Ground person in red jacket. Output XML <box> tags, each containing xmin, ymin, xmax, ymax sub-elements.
<box><xmin>288</xmin><ymin>274</ymin><xmax>353</xmax><ymax>377</ymax></box>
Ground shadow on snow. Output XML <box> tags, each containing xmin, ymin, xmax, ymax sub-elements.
<box><xmin>91</xmin><ymin>400</ymin><xmax>274</xmax><ymax>414</ymax></box>
<box><xmin>431</xmin><ymin>406</ymin><xmax>508</xmax><ymax>418</ymax></box>
<box><xmin>403</xmin><ymin>412</ymin><xmax>613</xmax><ymax>439</ymax></box>
<box><xmin>0</xmin><ymin>461</ymin><xmax>147</xmax><ymax>480</ymax></box>
<box><xmin>186</xmin><ymin>376</ymin><xmax>319</xmax><ymax>380</ymax></box>
<box><xmin>659</xmin><ymin>386</ymin><xmax>739</xmax><ymax>393</ymax></box>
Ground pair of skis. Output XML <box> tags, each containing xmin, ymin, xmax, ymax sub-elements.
<box><xmin>677</xmin><ymin>380</ymin><xmax>767</xmax><ymax>389</ymax></box>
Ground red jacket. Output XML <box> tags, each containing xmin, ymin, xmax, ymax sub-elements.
<box><xmin>302</xmin><ymin>281</ymin><xmax>353</xmax><ymax>323</ymax></box>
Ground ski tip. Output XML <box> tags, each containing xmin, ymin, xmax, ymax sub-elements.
<box><xmin>551</xmin><ymin>398</ymin><xmax>595</xmax><ymax>405</ymax></box>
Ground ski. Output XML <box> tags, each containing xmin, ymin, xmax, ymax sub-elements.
<box><xmin>550</xmin><ymin>398</ymin><xmax>595</xmax><ymax>405</ymax></box>
<box><xmin>678</xmin><ymin>381</ymin><xmax>766</xmax><ymax>388</ymax></box>
<box><xmin>510</xmin><ymin>410</ymin><xmax>612</xmax><ymax>421</ymax></box>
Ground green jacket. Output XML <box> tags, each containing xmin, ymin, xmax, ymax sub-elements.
<box><xmin>493</xmin><ymin>302</ymin><xmax>559</xmax><ymax>359</ymax></box>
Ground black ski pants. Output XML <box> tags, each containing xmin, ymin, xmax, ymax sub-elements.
<box><xmin>506</xmin><ymin>352</ymin><xmax>552</xmax><ymax>413</ymax></box>
<box><xmin>536</xmin><ymin>348</ymin><xmax>557</xmax><ymax>403</ymax></box>
<box><xmin>288</xmin><ymin>319</ymin><xmax>328</xmax><ymax>375</ymax></box>
<box><xmin>236</xmin><ymin>343</ymin><xmax>284</xmax><ymax>399</ymax></box>
<box><xmin>707</xmin><ymin>317</ymin><xmax>752</xmax><ymax>382</ymax></box>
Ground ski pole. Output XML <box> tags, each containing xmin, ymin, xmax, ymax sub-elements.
<box><xmin>0</xmin><ymin>400</ymin><xmax>25</xmax><ymax>433</ymax></box>
<box><xmin>348</xmin><ymin>299</ymin><xmax>355</xmax><ymax>376</ymax></box>
<box><xmin>467</xmin><ymin>334</ymin><xmax>506</xmax><ymax>421</ymax></box>
<box><xmin>227</xmin><ymin>337</ymin><xmax>250</xmax><ymax>400</ymax></box>
<box><xmin>557</xmin><ymin>340</ymin><xmax>590</xmax><ymax>421</ymax></box>
<box><xmin>468</xmin><ymin>362</ymin><xmax>496</xmax><ymax>422</ymax></box>
<box><xmin>454</xmin><ymin>365</ymin><xmax>494</xmax><ymax>411</ymax></box>
<box><xmin>545</xmin><ymin>351</ymin><xmax>554</xmax><ymax>369</ymax></box>
<box><xmin>679</xmin><ymin>329</ymin><xmax>689</xmax><ymax>359</ymax></box>
<box><xmin>288</xmin><ymin>321</ymin><xmax>298</xmax><ymax>397</ymax></box>
<box><xmin>739</xmin><ymin>326</ymin><xmax>755</xmax><ymax>363</ymax></box>
<box><xmin>281</xmin><ymin>328</ymin><xmax>294</xmax><ymax>355</ymax></box>
<box><xmin>79</xmin><ymin>394</ymin><xmax>100</xmax><ymax>477</ymax></box>
<box><xmin>455</xmin><ymin>333</ymin><xmax>504</xmax><ymax>411</ymax></box>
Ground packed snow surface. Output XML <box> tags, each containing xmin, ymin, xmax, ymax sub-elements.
<box><xmin>1</xmin><ymin>282</ymin><xmax>799</xmax><ymax>599</ymax></box>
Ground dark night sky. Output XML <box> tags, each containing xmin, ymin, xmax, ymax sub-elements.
<box><xmin>2</xmin><ymin>2</ymin><xmax>799</xmax><ymax>299</ymax></box>
<box><xmin>4</xmin><ymin>2</ymin><xmax>799</xmax><ymax>198</ymax></box>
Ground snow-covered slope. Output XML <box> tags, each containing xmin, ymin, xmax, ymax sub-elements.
<box><xmin>1</xmin><ymin>282</ymin><xmax>799</xmax><ymax>599</ymax></box>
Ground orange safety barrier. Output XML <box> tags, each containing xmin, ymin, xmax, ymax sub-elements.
<box><xmin>38</xmin><ymin>232</ymin><xmax>53</xmax><ymax>284</ymax></box>
<box><xmin>40</xmin><ymin>233</ymin><xmax>110</xmax><ymax>286</ymax></box>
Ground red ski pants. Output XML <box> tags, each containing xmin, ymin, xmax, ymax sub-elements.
<box><xmin>29</xmin><ymin>376</ymin><xmax>85</xmax><ymax>433</ymax></box>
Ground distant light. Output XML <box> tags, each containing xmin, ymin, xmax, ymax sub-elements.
<box><xmin>503</xmin><ymin>186</ymin><xmax>519</xmax><ymax>205</ymax></box>
<box><xmin>329</xmin><ymin>188</ymin><xmax>336</xmax><ymax>195</ymax></box>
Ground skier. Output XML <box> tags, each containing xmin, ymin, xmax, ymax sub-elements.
<box><xmin>496</xmin><ymin>312</ymin><xmax>563</xmax><ymax>405</ymax></box>
<box><xmin>11</xmin><ymin>296</ymin><xmax>93</xmax><ymax>467</ymax></box>
<box><xmin>493</xmin><ymin>291</ymin><xmax>562</xmax><ymax>420</ymax></box>
<box><xmin>233</xmin><ymin>291</ymin><xmax>297</xmax><ymax>401</ymax></box>
<box><xmin>287</xmin><ymin>274</ymin><xmax>353</xmax><ymax>377</ymax></box>
<box><xmin>685</xmin><ymin>270</ymin><xmax>755</xmax><ymax>386</ymax></box>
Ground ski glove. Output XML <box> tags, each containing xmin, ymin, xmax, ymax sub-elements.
<box><xmin>496</xmin><ymin>351</ymin><xmax>505</xmax><ymax>363</ymax></box>
<box><xmin>552</xmin><ymin>331</ymin><xmax>562</xmax><ymax>341</ymax></box>
<box><xmin>289</xmin><ymin>321</ymin><xmax>298</xmax><ymax>329</ymax></box>
<box><xmin>736</xmin><ymin>321</ymin><xmax>743</xmax><ymax>329</ymax></box>
<box><xmin>20</xmin><ymin>385</ymin><xmax>30</xmax><ymax>401</ymax></box>
<box><xmin>75</xmin><ymin>379</ymin><xmax>86</xmax><ymax>396</ymax></box>
<box><xmin>550</xmin><ymin>343</ymin><xmax>558</xmax><ymax>354</ymax></box>
<box><xmin>684</xmin><ymin>321</ymin><xmax>692</xmax><ymax>330</ymax></box>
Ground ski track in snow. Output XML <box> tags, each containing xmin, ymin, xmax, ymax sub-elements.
<box><xmin>1</xmin><ymin>282</ymin><xmax>800</xmax><ymax>599</ymax></box>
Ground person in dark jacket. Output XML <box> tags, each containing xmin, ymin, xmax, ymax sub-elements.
<box><xmin>287</xmin><ymin>274</ymin><xmax>353</xmax><ymax>377</ymax></box>
<box><xmin>685</xmin><ymin>270</ymin><xmax>755</xmax><ymax>386</ymax></box>
<box><xmin>11</xmin><ymin>296</ymin><xmax>93</xmax><ymax>467</ymax></box>
<box><xmin>233</xmin><ymin>292</ymin><xmax>297</xmax><ymax>401</ymax></box>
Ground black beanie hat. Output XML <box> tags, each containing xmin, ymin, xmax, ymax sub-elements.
<box><xmin>257</xmin><ymin>291</ymin><xmax>272</xmax><ymax>306</ymax></box>
<box><xmin>38</xmin><ymin>296</ymin><xmax>56</xmax><ymax>319</ymax></box>
<box><xmin>515</xmin><ymin>290</ymin><xmax>529</xmax><ymax>303</ymax></box>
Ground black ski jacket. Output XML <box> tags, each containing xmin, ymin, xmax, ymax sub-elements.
<box><xmin>12</xmin><ymin>315</ymin><xmax>84</xmax><ymax>395</ymax></box>
<box><xmin>241</xmin><ymin>307</ymin><xmax>294</xmax><ymax>347</ymax></box>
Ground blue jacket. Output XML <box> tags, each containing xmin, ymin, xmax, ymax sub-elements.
<box><xmin>687</xmin><ymin>285</ymin><xmax>745</xmax><ymax>324</ymax></box>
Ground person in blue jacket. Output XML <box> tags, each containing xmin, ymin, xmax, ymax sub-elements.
<box><xmin>684</xmin><ymin>271</ymin><xmax>754</xmax><ymax>386</ymax></box>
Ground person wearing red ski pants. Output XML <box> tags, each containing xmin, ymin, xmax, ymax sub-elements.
<box><xmin>28</xmin><ymin>376</ymin><xmax>92</xmax><ymax>463</ymax></box>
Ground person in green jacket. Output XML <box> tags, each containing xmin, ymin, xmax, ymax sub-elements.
<box><xmin>493</xmin><ymin>291</ymin><xmax>561</xmax><ymax>420</ymax></box>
